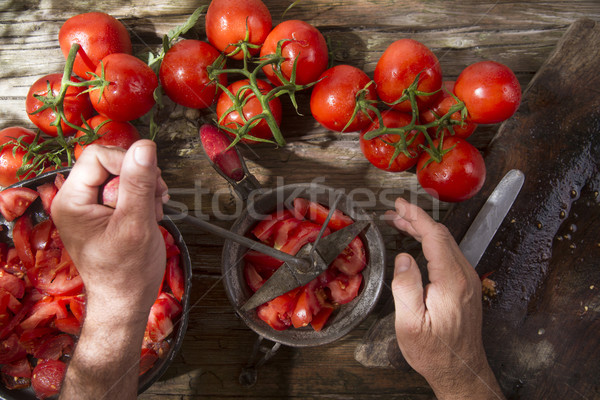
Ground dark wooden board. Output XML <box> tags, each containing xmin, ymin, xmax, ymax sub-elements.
<box><xmin>356</xmin><ymin>18</ymin><xmax>600</xmax><ymax>400</ymax></box>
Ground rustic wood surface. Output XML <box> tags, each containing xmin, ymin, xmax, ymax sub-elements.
<box><xmin>1</xmin><ymin>1</ymin><xmax>599</xmax><ymax>399</ymax></box>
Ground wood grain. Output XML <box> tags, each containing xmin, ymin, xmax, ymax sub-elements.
<box><xmin>0</xmin><ymin>1</ymin><xmax>599</xmax><ymax>398</ymax></box>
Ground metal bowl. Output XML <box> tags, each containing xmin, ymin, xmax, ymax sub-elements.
<box><xmin>221</xmin><ymin>183</ymin><xmax>385</xmax><ymax>347</ymax></box>
<box><xmin>0</xmin><ymin>168</ymin><xmax>192</xmax><ymax>399</ymax></box>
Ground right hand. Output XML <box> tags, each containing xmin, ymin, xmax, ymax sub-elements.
<box><xmin>386</xmin><ymin>198</ymin><xmax>504</xmax><ymax>400</ymax></box>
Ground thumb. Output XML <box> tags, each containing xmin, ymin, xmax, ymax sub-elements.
<box><xmin>115</xmin><ymin>140</ymin><xmax>160</xmax><ymax>221</ymax></box>
<box><xmin>392</xmin><ymin>253</ymin><xmax>425</xmax><ymax>340</ymax></box>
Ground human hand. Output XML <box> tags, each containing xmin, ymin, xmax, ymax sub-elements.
<box><xmin>386</xmin><ymin>198</ymin><xmax>504</xmax><ymax>400</ymax></box>
<box><xmin>51</xmin><ymin>140</ymin><xmax>168</xmax><ymax>320</ymax></box>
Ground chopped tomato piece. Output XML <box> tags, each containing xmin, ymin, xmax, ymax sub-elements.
<box><xmin>54</xmin><ymin>316</ymin><xmax>82</xmax><ymax>336</ymax></box>
<box><xmin>28</xmin><ymin>249</ymin><xmax>83</xmax><ymax>296</ymax></box>
<box><xmin>13</xmin><ymin>216</ymin><xmax>34</xmax><ymax>269</ymax></box>
<box><xmin>33</xmin><ymin>333</ymin><xmax>74</xmax><ymax>360</ymax></box>
<box><xmin>159</xmin><ymin>226</ymin><xmax>180</xmax><ymax>259</ymax></box>
<box><xmin>20</xmin><ymin>296</ymin><xmax>69</xmax><ymax>331</ymax></box>
<box><xmin>36</xmin><ymin>183</ymin><xmax>58</xmax><ymax>216</ymax></box>
<box><xmin>30</xmin><ymin>219</ymin><xmax>54</xmax><ymax>252</ymax></box>
<box><xmin>19</xmin><ymin>327</ymin><xmax>58</xmax><ymax>355</ymax></box>
<box><xmin>332</xmin><ymin>236</ymin><xmax>367</xmax><ymax>275</ymax></box>
<box><xmin>165</xmin><ymin>256</ymin><xmax>184</xmax><ymax>302</ymax></box>
<box><xmin>256</xmin><ymin>289</ymin><xmax>298</xmax><ymax>331</ymax></box>
<box><xmin>0</xmin><ymin>187</ymin><xmax>39</xmax><ymax>222</ymax></box>
<box><xmin>244</xmin><ymin>262</ymin><xmax>264</xmax><ymax>293</ymax></box>
<box><xmin>0</xmin><ymin>334</ymin><xmax>27</xmax><ymax>364</ymax></box>
<box><xmin>311</xmin><ymin>305</ymin><xmax>334</xmax><ymax>332</ymax></box>
<box><xmin>1</xmin><ymin>357</ymin><xmax>31</xmax><ymax>389</ymax></box>
<box><xmin>145</xmin><ymin>292</ymin><xmax>182</xmax><ymax>342</ymax></box>
<box><xmin>53</xmin><ymin>173</ymin><xmax>65</xmax><ymax>190</ymax></box>
<box><xmin>278</xmin><ymin>220</ymin><xmax>327</xmax><ymax>256</ymax></box>
<box><xmin>327</xmin><ymin>273</ymin><xmax>363</xmax><ymax>305</ymax></box>
<box><xmin>139</xmin><ymin>347</ymin><xmax>159</xmax><ymax>375</ymax></box>
<box><xmin>31</xmin><ymin>359</ymin><xmax>66</xmax><ymax>400</ymax></box>
<box><xmin>272</xmin><ymin>218</ymin><xmax>302</xmax><ymax>249</ymax></box>
<box><xmin>0</xmin><ymin>270</ymin><xmax>25</xmax><ymax>299</ymax></box>
<box><xmin>291</xmin><ymin>291</ymin><xmax>313</xmax><ymax>328</ymax></box>
<box><xmin>243</xmin><ymin>250</ymin><xmax>283</xmax><ymax>270</ymax></box>
<box><xmin>251</xmin><ymin>209</ymin><xmax>294</xmax><ymax>242</ymax></box>
<box><xmin>293</xmin><ymin>198</ymin><xmax>353</xmax><ymax>231</ymax></box>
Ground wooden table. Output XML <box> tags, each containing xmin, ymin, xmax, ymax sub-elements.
<box><xmin>1</xmin><ymin>1</ymin><xmax>599</xmax><ymax>399</ymax></box>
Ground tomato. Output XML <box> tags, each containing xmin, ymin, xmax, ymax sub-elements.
<box><xmin>12</xmin><ymin>216</ymin><xmax>34</xmax><ymax>270</ymax></box>
<box><xmin>291</xmin><ymin>291</ymin><xmax>313</xmax><ymax>328</ymax></box>
<box><xmin>31</xmin><ymin>359</ymin><xmax>66</xmax><ymax>400</ymax></box>
<box><xmin>293</xmin><ymin>198</ymin><xmax>353</xmax><ymax>231</ymax></box>
<box><xmin>159</xmin><ymin>226</ymin><xmax>180</xmax><ymax>259</ymax></box>
<box><xmin>145</xmin><ymin>292</ymin><xmax>182</xmax><ymax>342</ymax></box>
<box><xmin>327</xmin><ymin>273</ymin><xmax>362</xmax><ymax>305</ymax></box>
<box><xmin>359</xmin><ymin>110</ymin><xmax>425</xmax><ymax>172</ymax></box>
<box><xmin>19</xmin><ymin>296</ymin><xmax>69</xmax><ymax>331</ymax></box>
<box><xmin>28</xmin><ymin>249</ymin><xmax>83</xmax><ymax>297</ymax></box>
<box><xmin>0</xmin><ymin>187</ymin><xmax>39</xmax><ymax>222</ymax></box>
<box><xmin>25</xmin><ymin>74</ymin><xmax>94</xmax><ymax>137</ymax></box>
<box><xmin>310</xmin><ymin>65</ymin><xmax>377</xmax><ymax>132</ymax></box>
<box><xmin>256</xmin><ymin>290</ymin><xmax>297</xmax><ymax>331</ymax></box>
<box><xmin>272</xmin><ymin>218</ymin><xmax>302</xmax><ymax>250</ymax></box>
<box><xmin>205</xmin><ymin>0</ymin><xmax>272</xmax><ymax>60</ymax></box>
<box><xmin>199</xmin><ymin>124</ymin><xmax>244</xmax><ymax>182</ymax></box>
<box><xmin>251</xmin><ymin>209</ymin><xmax>294</xmax><ymax>242</ymax></box>
<box><xmin>1</xmin><ymin>357</ymin><xmax>31</xmax><ymax>389</ymax></box>
<box><xmin>374</xmin><ymin>39</ymin><xmax>443</xmax><ymax>112</ymax></box>
<box><xmin>420</xmin><ymin>81</ymin><xmax>477</xmax><ymax>139</ymax></box>
<box><xmin>243</xmin><ymin>250</ymin><xmax>283</xmax><ymax>272</ymax></box>
<box><xmin>310</xmin><ymin>305</ymin><xmax>333</xmax><ymax>332</ymax></box>
<box><xmin>454</xmin><ymin>61</ymin><xmax>521</xmax><ymax>124</ymax></box>
<box><xmin>53</xmin><ymin>316</ymin><xmax>81</xmax><ymax>336</ymax></box>
<box><xmin>0</xmin><ymin>127</ymin><xmax>38</xmax><ymax>187</ymax></box>
<box><xmin>416</xmin><ymin>136</ymin><xmax>486</xmax><ymax>202</ymax></box>
<box><xmin>33</xmin><ymin>333</ymin><xmax>74</xmax><ymax>360</ymax></box>
<box><xmin>0</xmin><ymin>271</ymin><xmax>25</xmax><ymax>299</ymax></box>
<box><xmin>243</xmin><ymin>262</ymin><xmax>265</xmax><ymax>293</ymax></box>
<box><xmin>260</xmin><ymin>20</ymin><xmax>328</xmax><ymax>86</ymax></box>
<box><xmin>36</xmin><ymin>183</ymin><xmax>58</xmax><ymax>216</ymax></box>
<box><xmin>30</xmin><ymin>220</ymin><xmax>53</xmax><ymax>252</ymax></box>
<box><xmin>139</xmin><ymin>347</ymin><xmax>158</xmax><ymax>375</ymax></box>
<box><xmin>165</xmin><ymin>256</ymin><xmax>184</xmax><ymax>303</ymax></box>
<box><xmin>0</xmin><ymin>334</ymin><xmax>26</xmax><ymax>364</ymax></box>
<box><xmin>58</xmin><ymin>12</ymin><xmax>132</xmax><ymax>79</ymax></box>
<box><xmin>159</xmin><ymin>40</ymin><xmax>227</xmax><ymax>109</ymax></box>
<box><xmin>216</xmin><ymin>79</ymin><xmax>282</xmax><ymax>143</ymax></box>
<box><xmin>74</xmin><ymin>115</ymin><xmax>141</xmax><ymax>159</ymax></box>
<box><xmin>88</xmin><ymin>53</ymin><xmax>158</xmax><ymax>122</ymax></box>
<box><xmin>331</xmin><ymin>237</ymin><xmax>367</xmax><ymax>275</ymax></box>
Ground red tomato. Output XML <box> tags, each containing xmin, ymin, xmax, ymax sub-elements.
<box><xmin>454</xmin><ymin>61</ymin><xmax>521</xmax><ymax>124</ymax></box>
<box><xmin>272</xmin><ymin>218</ymin><xmax>302</xmax><ymax>250</ymax></box>
<box><xmin>31</xmin><ymin>359</ymin><xmax>66</xmax><ymax>400</ymax></box>
<box><xmin>165</xmin><ymin>256</ymin><xmax>184</xmax><ymax>302</ymax></box>
<box><xmin>33</xmin><ymin>333</ymin><xmax>74</xmax><ymax>360</ymax></box>
<box><xmin>58</xmin><ymin>12</ymin><xmax>132</xmax><ymax>79</ymax></box>
<box><xmin>243</xmin><ymin>262</ymin><xmax>265</xmax><ymax>292</ymax></box>
<box><xmin>12</xmin><ymin>216</ymin><xmax>34</xmax><ymax>270</ymax></box>
<box><xmin>310</xmin><ymin>305</ymin><xmax>333</xmax><ymax>332</ymax></box>
<box><xmin>36</xmin><ymin>183</ymin><xmax>58</xmax><ymax>216</ymax></box>
<box><xmin>216</xmin><ymin>79</ymin><xmax>282</xmax><ymax>143</ymax></box>
<box><xmin>359</xmin><ymin>110</ymin><xmax>425</xmax><ymax>172</ymax></box>
<box><xmin>243</xmin><ymin>250</ymin><xmax>284</xmax><ymax>272</ymax></box>
<box><xmin>327</xmin><ymin>273</ymin><xmax>362</xmax><ymax>305</ymax></box>
<box><xmin>420</xmin><ymin>81</ymin><xmax>477</xmax><ymax>139</ymax></box>
<box><xmin>251</xmin><ymin>209</ymin><xmax>294</xmax><ymax>243</ymax></box>
<box><xmin>416</xmin><ymin>137</ymin><xmax>486</xmax><ymax>202</ymax></box>
<box><xmin>159</xmin><ymin>226</ymin><xmax>181</xmax><ymax>259</ymax></box>
<box><xmin>1</xmin><ymin>357</ymin><xmax>31</xmax><ymax>386</ymax></box>
<box><xmin>205</xmin><ymin>0</ymin><xmax>272</xmax><ymax>60</ymax></box>
<box><xmin>0</xmin><ymin>187</ymin><xmax>39</xmax><ymax>222</ymax></box>
<box><xmin>74</xmin><ymin>115</ymin><xmax>141</xmax><ymax>159</ymax></box>
<box><xmin>25</xmin><ymin>74</ymin><xmax>94</xmax><ymax>137</ymax></box>
<box><xmin>145</xmin><ymin>292</ymin><xmax>182</xmax><ymax>342</ymax></box>
<box><xmin>19</xmin><ymin>296</ymin><xmax>69</xmax><ymax>331</ymax></box>
<box><xmin>0</xmin><ymin>271</ymin><xmax>25</xmax><ymax>299</ymax></box>
<box><xmin>30</xmin><ymin>220</ymin><xmax>53</xmax><ymax>252</ymax></box>
<box><xmin>139</xmin><ymin>347</ymin><xmax>159</xmax><ymax>376</ymax></box>
<box><xmin>291</xmin><ymin>291</ymin><xmax>313</xmax><ymax>328</ymax></box>
<box><xmin>374</xmin><ymin>39</ymin><xmax>442</xmax><ymax>112</ymax></box>
<box><xmin>159</xmin><ymin>40</ymin><xmax>227</xmax><ymax>109</ymax></box>
<box><xmin>28</xmin><ymin>249</ymin><xmax>84</xmax><ymax>297</ymax></box>
<box><xmin>331</xmin><ymin>237</ymin><xmax>367</xmax><ymax>275</ymax></box>
<box><xmin>88</xmin><ymin>53</ymin><xmax>158</xmax><ymax>122</ymax></box>
<box><xmin>199</xmin><ymin>124</ymin><xmax>244</xmax><ymax>182</ymax></box>
<box><xmin>54</xmin><ymin>316</ymin><xmax>82</xmax><ymax>336</ymax></box>
<box><xmin>0</xmin><ymin>127</ymin><xmax>38</xmax><ymax>187</ymax></box>
<box><xmin>310</xmin><ymin>65</ymin><xmax>377</xmax><ymax>132</ymax></box>
<box><xmin>260</xmin><ymin>20</ymin><xmax>329</xmax><ymax>86</ymax></box>
<box><xmin>293</xmin><ymin>198</ymin><xmax>353</xmax><ymax>231</ymax></box>
<box><xmin>256</xmin><ymin>290</ymin><xmax>297</xmax><ymax>331</ymax></box>
<box><xmin>0</xmin><ymin>334</ymin><xmax>26</xmax><ymax>364</ymax></box>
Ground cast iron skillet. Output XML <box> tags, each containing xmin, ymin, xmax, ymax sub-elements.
<box><xmin>0</xmin><ymin>168</ymin><xmax>192</xmax><ymax>399</ymax></box>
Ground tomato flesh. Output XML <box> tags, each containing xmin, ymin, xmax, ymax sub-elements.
<box><xmin>0</xmin><ymin>188</ymin><xmax>39</xmax><ymax>222</ymax></box>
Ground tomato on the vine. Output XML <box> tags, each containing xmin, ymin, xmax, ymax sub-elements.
<box><xmin>159</xmin><ymin>39</ymin><xmax>227</xmax><ymax>109</ymax></box>
<box><xmin>74</xmin><ymin>115</ymin><xmax>141</xmax><ymax>159</ymax></box>
<box><xmin>374</xmin><ymin>39</ymin><xmax>442</xmax><ymax>112</ymax></box>
<box><xmin>58</xmin><ymin>12</ymin><xmax>132</xmax><ymax>80</ymax></box>
<box><xmin>359</xmin><ymin>110</ymin><xmax>425</xmax><ymax>172</ymax></box>
<box><xmin>25</xmin><ymin>73</ymin><xmax>94</xmax><ymax>137</ymax></box>
<box><xmin>416</xmin><ymin>136</ymin><xmax>486</xmax><ymax>202</ymax></box>
<box><xmin>454</xmin><ymin>61</ymin><xmax>521</xmax><ymax>124</ymax></box>
<box><xmin>0</xmin><ymin>127</ymin><xmax>38</xmax><ymax>187</ymax></box>
<box><xmin>88</xmin><ymin>53</ymin><xmax>158</xmax><ymax>122</ymax></box>
<box><xmin>310</xmin><ymin>65</ymin><xmax>377</xmax><ymax>132</ymax></box>
<box><xmin>216</xmin><ymin>79</ymin><xmax>282</xmax><ymax>143</ymax></box>
<box><xmin>259</xmin><ymin>20</ymin><xmax>329</xmax><ymax>86</ymax></box>
<box><xmin>205</xmin><ymin>0</ymin><xmax>272</xmax><ymax>60</ymax></box>
<box><xmin>421</xmin><ymin>81</ymin><xmax>477</xmax><ymax>139</ymax></box>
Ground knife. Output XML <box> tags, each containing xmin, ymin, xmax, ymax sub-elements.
<box><xmin>241</xmin><ymin>219</ymin><xmax>370</xmax><ymax>311</ymax></box>
<box><xmin>459</xmin><ymin>169</ymin><xmax>525</xmax><ymax>269</ymax></box>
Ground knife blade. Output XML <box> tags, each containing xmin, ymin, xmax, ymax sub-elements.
<box><xmin>241</xmin><ymin>219</ymin><xmax>370</xmax><ymax>311</ymax></box>
<box><xmin>459</xmin><ymin>169</ymin><xmax>525</xmax><ymax>269</ymax></box>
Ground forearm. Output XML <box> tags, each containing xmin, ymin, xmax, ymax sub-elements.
<box><xmin>59</xmin><ymin>300</ymin><xmax>150</xmax><ymax>400</ymax></box>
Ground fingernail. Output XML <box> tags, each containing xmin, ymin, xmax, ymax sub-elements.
<box><xmin>134</xmin><ymin>145</ymin><xmax>155</xmax><ymax>167</ymax></box>
<box><xmin>395</xmin><ymin>254</ymin><xmax>411</xmax><ymax>274</ymax></box>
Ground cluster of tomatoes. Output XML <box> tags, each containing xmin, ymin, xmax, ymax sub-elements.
<box><xmin>0</xmin><ymin>177</ymin><xmax>185</xmax><ymax>398</ymax></box>
<box><xmin>245</xmin><ymin>198</ymin><xmax>366</xmax><ymax>331</ymax></box>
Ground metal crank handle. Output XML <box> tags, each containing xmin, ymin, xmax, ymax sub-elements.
<box><xmin>162</xmin><ymin>204</ymin><xmax>311</xmax><ymax>271</ymax></box>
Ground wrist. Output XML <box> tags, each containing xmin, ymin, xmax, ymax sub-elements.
<box><xmin>428</xmin><ymin>357</ymin><xmax>505</xmax><ymax>400</ymax></box>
